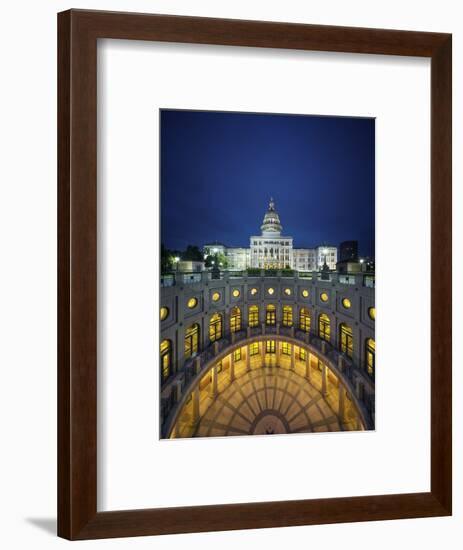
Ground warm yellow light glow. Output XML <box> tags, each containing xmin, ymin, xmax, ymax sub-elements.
<box><xmin>369</xmin><ymin>307</ymin><xmax>376</xmax><ymax>320</ymax></box>
<box><xmin>184</xmin><ymin>324</ymin><xmax>199</xmax><ymax>359</ymax></box>
<box><xmin>160</xmin><ymin>306</ymin><xmax>169</xmax><ymax>321</ymax></box>
<box><xmin>249</xmin><ymin>342</ymin><xmax>259</xmax><ymax>356</ymax></box>
<box><xmin>248</xmin><ymin>305</ymin><xmax>259</xmax><ymax>327</ymax></box>
<box><xmin>281</xmin><ymin>342</ymin><xmax>291</xmax><ymax>355</ymax></box>
<box><xmin>320</xmin><ymin>292</ymin><xmax>329</xmax><ymax>302</ymax></box>
<box><xmin>319</xmin><ymin>313</ymin><xmax>331</xmax><ymax>342</ymax></box>
<box><xmin>339</xmin><ymin>323</ymin><xmax>353</xmax><ymax>358</ymax></box>
<box><xmin>299</xmin><ymin>308</ymin><xmax>311</xmax><ymax>332</ymax></box>
<box><xmin>267</xmin><ymin>287</ymin><xmax>274</xmax><ymax>295</ymax></box>
<box><xmin>302</xmin><ymin>289</ymin><xmax>309</xmax><ymax>298</ymax></box>
<box><xmin>342</xmin><ymin>298</ymin><xmax>351</xmax><ymax>309</ymax></box>
<box><xmin>366</xmin><ymin>338</ymin><xmax>375</xmax><ymax>376</ymax></box>
<box><xmin>266</xmin><ymin>304</ymin><xmax>276</xmax><ymax>325</ymax></box>
<box><xmin>230</xmin><ymin>307</ymin><xmax>241</xmax><ymax>333</ymax></box>
<box><xmin>266</xmin><ymin>340</ymin><xmax>276</xmax><ymax>353</ymax></box>
<box><xmin>282</xmin><ymin>305</ymin><xmax>293</xmax><ymax>327</ymax></box>
<box><xmin>232</xmin><ymin>289</ymin><xmax>240</xmax><ymax>298</ymax></box>
<box><xmin>284</xmin><ymin>288</ymin><xmax>292</xmax><ymax>296</ymax></box>
<box><xmin>160</xmin><ymin>339</ymin><xmax>172</xmax><ymax>382</ymax></box>
<box><xmin>250</xmin><ymin>287</ymin><xmax>258</xmax><ymax>295</ymax></box>
<box><xmin>212</xmin><ymin>292</ymin><xmax>221</xmax><ymax>302</ymax></box>
<box><xmin>187</xmin><ymin>297</ymin><xmax>198</xmax><ymax>309</ymax></box>
<box><xmin>209</xmin><ymin>313</ymin><xmax>222</xmax><ymax>342</ymax></box>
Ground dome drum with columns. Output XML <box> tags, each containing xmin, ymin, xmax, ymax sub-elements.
<box><xmin>260</xmin><ymin>197</ymin><xmax>283</xmax><ymax>236</ymax></box>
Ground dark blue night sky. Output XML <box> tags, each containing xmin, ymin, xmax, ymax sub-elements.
<box><xmin>161</xmin><ymin>110</ymin><xmax>375</xmax><ymax>257</ymax></box>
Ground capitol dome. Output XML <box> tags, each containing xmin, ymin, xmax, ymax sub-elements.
<box><xmin>260</xmin><ymin>198</ymin><xmax>283</xmax><ymax>236</ymax></box>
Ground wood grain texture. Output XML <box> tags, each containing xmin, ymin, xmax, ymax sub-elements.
<box><xmin>430</xmin><ymin>36</ymin><xmax>452</xmax><ymax>514</ymax></box>
<box><xmin>57</xmin><ymin>9</ymin><xmax>452</xmax><ymax>540</ymax></box>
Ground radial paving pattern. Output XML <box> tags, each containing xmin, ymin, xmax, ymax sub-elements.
<box><xmin>194</xmin><ymin>367</ymin><xmax>342</xmax><ymax>437</ymax></box>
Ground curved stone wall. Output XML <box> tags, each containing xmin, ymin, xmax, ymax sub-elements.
<box><xmin>160</xmin><ymin>270</ymin><xmax>375</xmax><ymax>438</ymax></box>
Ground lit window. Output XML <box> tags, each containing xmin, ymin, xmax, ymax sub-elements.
<box><xmin>209</xmin><ymin>313</ymin><xmax>222</xmax><ymax>342</ymax></box>
<box><xmin>299</xmin><ymin>347</ymin><xmax>306</xmax><ymax>361</ymax></box>
<box><xmin>299</xmin><ymin>308</ymin><xmax>311</xmax><ymax>333</ymax></box>
<box><xmin>232</xmin><ymin>289</ymin><xmax>240</xmax><ymax>298</ymax></box>
<box><xmin>187</xmin><ymin>297</ymin><xmax>198</xmax><ymax>309</ymax></box>
<box><xmin>234</xmin><ymin>348</ymin><xmax>241</xmax><ymax>361</ymax></box>
<box><xmin>250</xmin><ymin>288</ymin><xmax>258</xmax><ymax>296</ymax></box>
<box><xmin>284</xmin><ymin>288</ymin><xmax>292</xmax><ymax>296</ymax></box>
<box><xmin>319</xmin><ymin>313</ymin><xmax>331</xmax><ymax>342</ymax></box>
<box><xmin>184</xmin><ymin>324</ymin><xmax>199</xmax><ymax>359</ymax></box>
<box><xmin>365</xmin><ymin>338</ymin><xmax>375</xmax><ymax>376</ymax></box>
<box><xmin>212</xmin><ymin>292</ymin><xmax>220</xmax><ymax>302</ymax></box>
<box><xmin>266</xmin><ymin>304</ymin><xmax>276</xmax><ymax>326</ymax></box>
<box><xmin>268</xmin><ymin>287</ymin><xmax>274</xmax><ymax>295</ymax></box>
<box><xmin>302</xmin><ymin>289</ymin><xmax>309</xmax><ymax>298</ymax></box>
<box><xmin>320</xmin><ymin>292</ymin><xmax>329</xmax><ymax>302</ymax></box>
<box><xmin>266</xmin><ymin>340</ymin><xmax>276</xmax><ymax>354</ymax></box>
<box><xmin>368</xmin><ymin>307</ymin><xmax>376</xmax><ymax>320</ymax></box>
<box><xmin>339</xmin><ymin>323</ymin><xmax>353</xmax><ymax>358</ymax></box>
<box><xmin>160</xmin><ymin>306</ymin><xmax>169</xmax><ymax>321</ymax></box>
<box><xmin>342</xmin><ymin>298</ymin><xmax>351</xmax><ymax>309</ymax></box>
<box><xmin>281</xmin><ymin>342</ymin><xmax>291</xmax><ymax>355</ymax></box>
<box><xmin>160</xmin><ymin>339</ymin><xmax>172</xmax><ymax>382</ymax></box>
<box><xmin>249</xmin><ymin>342</ymin><xmax>259</xmax><ymax>356</ymax></box>
<box><xmin>282</xmin><ymin>305</ymin><xmax>293</xmax><ymax>327</ymax></box>
<box><xmin>248</xmin><ymin>305</ymin><xmax>259</xmax><ymax>327</ymax></box>
<box><xmin>230</xmin><ymin>307</ymin><xmax>241</xmax><ymax>333</ymax></box>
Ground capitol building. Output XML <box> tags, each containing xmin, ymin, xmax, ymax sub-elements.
<box><xmin>159</xmin><ymin>201</ymin><xmax>375</xmax><ymax>438</ymax></box>
<box><xmin>204</xmin><ymin>198</ymin><xmax>338</xmax><ymax>272</ymax></box>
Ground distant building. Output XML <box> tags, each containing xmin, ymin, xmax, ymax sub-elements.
<box><xmin>339</xmin><ymin>240</ymin><xmax>359</xmax><ymax>262</ymax></box>
<box><xmin>204</xmin><ymin>198</ymin><xmax>338</xmax><ymax>271</ymax></box>
<box><xmin>316</xmin><ymin>245</ymin><xmax>338</xmax><ymax>271</ymax></box>
<box><xmin>293</xmin><ymin>248</ymin><xmax>317</xmax><ymax>271</ymax></box>
<box><xmin>336</xmin><ymin>260</ymin><xmax>362</xmax><ymax>274</ymax></box>
<box><xmin>203</xmin><ymin>242</ymin><xmax>227</xmax><ymax>257</ymax></box>
<box><xmin>226</xmin><ymin>247</ymin><xmax>251</xmax><ymax>271</ymax></box>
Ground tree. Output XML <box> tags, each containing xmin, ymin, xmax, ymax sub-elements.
<box><xmin>182</xmin><ymin>245</ymin><xmax>203</xmax><ymax>262</ymax></box>
<box><xmin>161</xmin><ymin>244</ymin><xmax>172</xmax><ymax>273</ymax></box>
<box><xmin>160</xmin><ymin>244</ymin><xmax>182</xmax><ymax>273</ymax></box>
<box><xmin>204</xmin><ymin>252</ymin><xmax>228</xmax><ymax>269</ymax></box>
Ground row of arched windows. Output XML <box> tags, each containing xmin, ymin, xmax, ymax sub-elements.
<box><xmin>160</xmin><ymin>311</ymin><xmax>375</xmax><ymax>383</ymax></box>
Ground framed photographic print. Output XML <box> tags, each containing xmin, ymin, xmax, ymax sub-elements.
<box><xmin>58</xmin><ymin>9</ymin><xmax>452</xmax><ymax>540</ymax></box>
<box><xmin>159</xmin><ymin>109</ymin><xmax>375</xmax><ymax>440</ymax></box>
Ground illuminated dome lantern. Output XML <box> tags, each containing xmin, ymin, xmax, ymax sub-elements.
<box><xmin>260</xmin><ymin>197</ymin><xmax>283</xmax><ymax>237</ymax></box>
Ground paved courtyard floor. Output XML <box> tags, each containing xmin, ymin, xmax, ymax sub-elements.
<box><xmin>194</xmin><ymin>366</ymin><xmax>342</xmax><ymax>437</ymax></box>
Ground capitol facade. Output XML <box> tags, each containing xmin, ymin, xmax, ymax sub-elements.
<box><xmin>204</xmin><ymin>198</ymin><xmax>338</xmax><ymax>272</ymax></box>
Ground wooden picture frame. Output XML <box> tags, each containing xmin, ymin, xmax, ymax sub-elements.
<box><xmin>58</xmin><ymin>9</ymin><xmax>452</xmax><ymax>540</ymax></box>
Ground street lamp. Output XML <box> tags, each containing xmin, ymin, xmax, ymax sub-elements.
<box><xmin>322</xmin><ymin>248</ymin><xmax>328</xmax><ymax>268</ymax></box>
